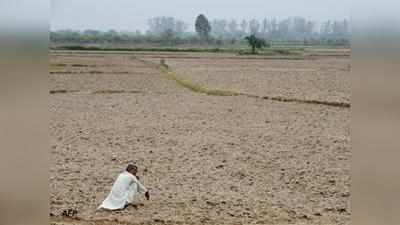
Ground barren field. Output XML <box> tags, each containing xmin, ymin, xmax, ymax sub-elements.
<box><xmin>50</xmin><ymin>51</ymin><xmax>350</xmax><ymax>225</ymax></box>
<box><xmin>141</xmin><ymin>54</ymin><xmax>350</xmax><ymax>104</ymax></box>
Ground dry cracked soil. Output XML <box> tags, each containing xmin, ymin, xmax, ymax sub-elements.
<box><xmin>50</xmin><ymin>50</ymin><xmax>350</xmax><ymax>225</ymax></box>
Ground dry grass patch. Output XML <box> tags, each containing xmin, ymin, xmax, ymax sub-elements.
<box><xmin>51</xmin><ymin>63</ymin><xmax>67</xmax><ymax>67</ymax></box>
<box><xmin>71</xmin><ymin>64</ymin><xmax>97</xmax><ymax>67</ymax></box>
<box><xmin>162</xmin><ymin>65</ymin><xmax>239</xmax><ymax>97</ymax></box>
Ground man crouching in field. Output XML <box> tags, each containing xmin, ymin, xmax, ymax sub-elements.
<box><xmin>98</xmin><ymin>164</ymin><xmax>150</xmax><ymax>210</ymax></box>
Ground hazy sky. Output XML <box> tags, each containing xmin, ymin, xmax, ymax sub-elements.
<box><xmin>51</xmin><ymin>0</ymin><xmax>350</xmax><ymax>32</ymax></box>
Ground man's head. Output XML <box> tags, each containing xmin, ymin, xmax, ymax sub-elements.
<box><xmin>126</xmin><ymin>164</ymin><xmax>138</xmax><ymax>175</ymax></box>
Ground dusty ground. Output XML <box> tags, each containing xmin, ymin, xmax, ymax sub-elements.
<box><xmin>50</xmin><ymin>51</ymin><xmax>350</xmax><ymax>225</ymax></box>
<box><xmin>163</xmin><ymin>57</ymin><xmax>349</xmax><ymax>104</ymax></box>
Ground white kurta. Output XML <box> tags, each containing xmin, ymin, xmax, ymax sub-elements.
<box><xmin>98</xmin><ymin>171</ymin><xmax>148</xmax><ymax>210</ymax></box>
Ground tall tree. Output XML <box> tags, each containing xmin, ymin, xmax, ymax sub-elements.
<box><xmin>240</xmin><ymin>19</ymin><xmax>248</xmax><ymax>35</ymax></box>
<box><xmin>147</xmin><ymin>16</ymin><xmax>175</xmax><ymax>36</ymax></box>
<box><xmin>269</xmin><ymin>19</ymin><xmax>278</xmax><ymax>38</ymax></box>
<box><xmin>161</xmin><ymin>28</ymin><xmax>175</xmax><ymax>45</ymax></box>
<box><xmin>306</xmin><ymin>21</ymin><xmax>315</xmax><ymax>36</ymax></box>
<box><xmin>321</xmin><ymin>20</ymin><xmax>332</xmax><ymax>36</ymax></box>
<box><xmin>293</xmin><ymin>17</ymin><xmax>307</xmax><ymax>35</ymax></box>
<box><xmin>261</xmin><ymin>18</ymin><xmax>270</xmax><ymax>38</ymax></box>
<box><xmin>278</xmin><ymin>19</ymin><xmax>290</xmax><ymax>39</ymax></box>
<box><xmin>195</xmin><ymin>14</ymin><xmax>211</xmax><ymax>40</ymax></box>
<box><xmin>228</xmin><ymin>19</ymin><xmax>239</xmax><ymax>38</ymax></box>
<box><xmin>175</xmin><ymin>20</ymin><xmax>188</xmax><ymax>36</ymax></box>
<box><xmin>249</xmin><ymin>19</ymin><xmax>260</xmax><ymax>35</ymax></box>
<box><xmin>212</xmin><ymin>19</ymin><xmax>228</xmax><ymax>38</ymax></box>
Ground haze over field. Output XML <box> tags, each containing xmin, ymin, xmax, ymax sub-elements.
<box><xmin>51</xmin><ymin>0</ymin><xmax>350</xmax><ymax>32</ymax></box>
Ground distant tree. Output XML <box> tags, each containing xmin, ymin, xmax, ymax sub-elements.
<box><xmin>211</xmin><ymin>19</ymin><xmax>228</xmax><ymax>39</ymax></box>
<box><xmin>215</xmin><ymin>38</ymin><xmax>223</xmax><ymax>46</ymax></box>
<box><xmin>321</xmin><ymin>20</ymin><xmax>332</xmax><ymax>37</ymax></box>
<box><xmin>306</xmin><ymin>21</ymin><xmax>315</xmax><ymax>36</ymax></box>
<box><xmin>270</xmin><ymin>19</ymin><xmax>278</xmax><ymax>38</ymax></box>
<box><xmin>277</xmin><ymin>19</ymin><xmax>290</xmax><ymax>39</ymax></box>
<box><xmin>161</xmin><ymin>28</ymin><xmax>175</xmax><ymax>45</ymax></box>
<box><xmin>50</xmin><ymin>16</ymin><xmax>350</xmax><ymax>47</ymax></box>
<box><xmin>245</xmin><ymin>34</ymin><xmax>268</xmax><ymax>54</ymax></box>
<box><xmin>261</xmin><ymin>18</ymin><xmax>270</xmax><ymax>38</ymax></box>
<box><xmin>240</xmin><ymin>19</ymin><xmax>248</xmax><ymax>36</ymax></box>
<box><xmin>249</xmin><ymin>19</ymin><xmax>260</xmax><ymax>35</ymax></box>
<box><xmin>293</xmin><ymin>17</ymin><xmax>307</xmax><ymax>35</ymax></box>
<box><xmin>228</xmin><ymin>19</ymin><xmax>239</xmax><ymax>38</ymax></box>
<box><xmin>175</xmin><ymin>20</ymin><xmax>188</xmax><ymax>36</ymax></box>
<box><xmin>148</xmin><ymin>17</ymin><xmax>176</xmax><ymax>36</ymax></box>
<box><xmin>104</xmin><ymin>30</ymin><xmax>118</xmax><ymax>42</ymax></box>
<box><xmin>195</xmin><ymin>14</ymin><xmax>211</xmax><ymax>40</ymax></box>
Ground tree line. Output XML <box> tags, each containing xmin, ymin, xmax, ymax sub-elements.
<box><xmin>51</xmin><ymin>14</ymin><xmax>350</xmax><ymax>46</ymax></box>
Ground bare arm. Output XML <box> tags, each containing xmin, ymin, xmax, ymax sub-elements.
<box><xmin>133</xmin><ymin>176</ymin><xmax>148</xmax><ymax>194</ymax></box>
<box><xmin>135</xmin><ymin>176</ymin><xmax>150</xmax><ymax>200</ymax></box>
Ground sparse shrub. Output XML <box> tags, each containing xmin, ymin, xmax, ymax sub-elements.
<box><xmin>244</xmin><ymin>35</ymin><xmax>269</xmax><ymax>54</ymax></box>
<box><xmin>160</xmin><ymin>59</ymin><xmax>169</xmax><ymax>69</ymax></box>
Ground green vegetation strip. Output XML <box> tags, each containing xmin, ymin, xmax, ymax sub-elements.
<box><xmin>160</xmin><ymin>65</ymin><xmax>239</xmax><ymax>96</ymax></box>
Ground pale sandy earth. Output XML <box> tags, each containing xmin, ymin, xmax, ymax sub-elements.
<box><xmin>50</xmin><ymin>51</ymin><xmax>350</xmax><ymax>225</ymax></box>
